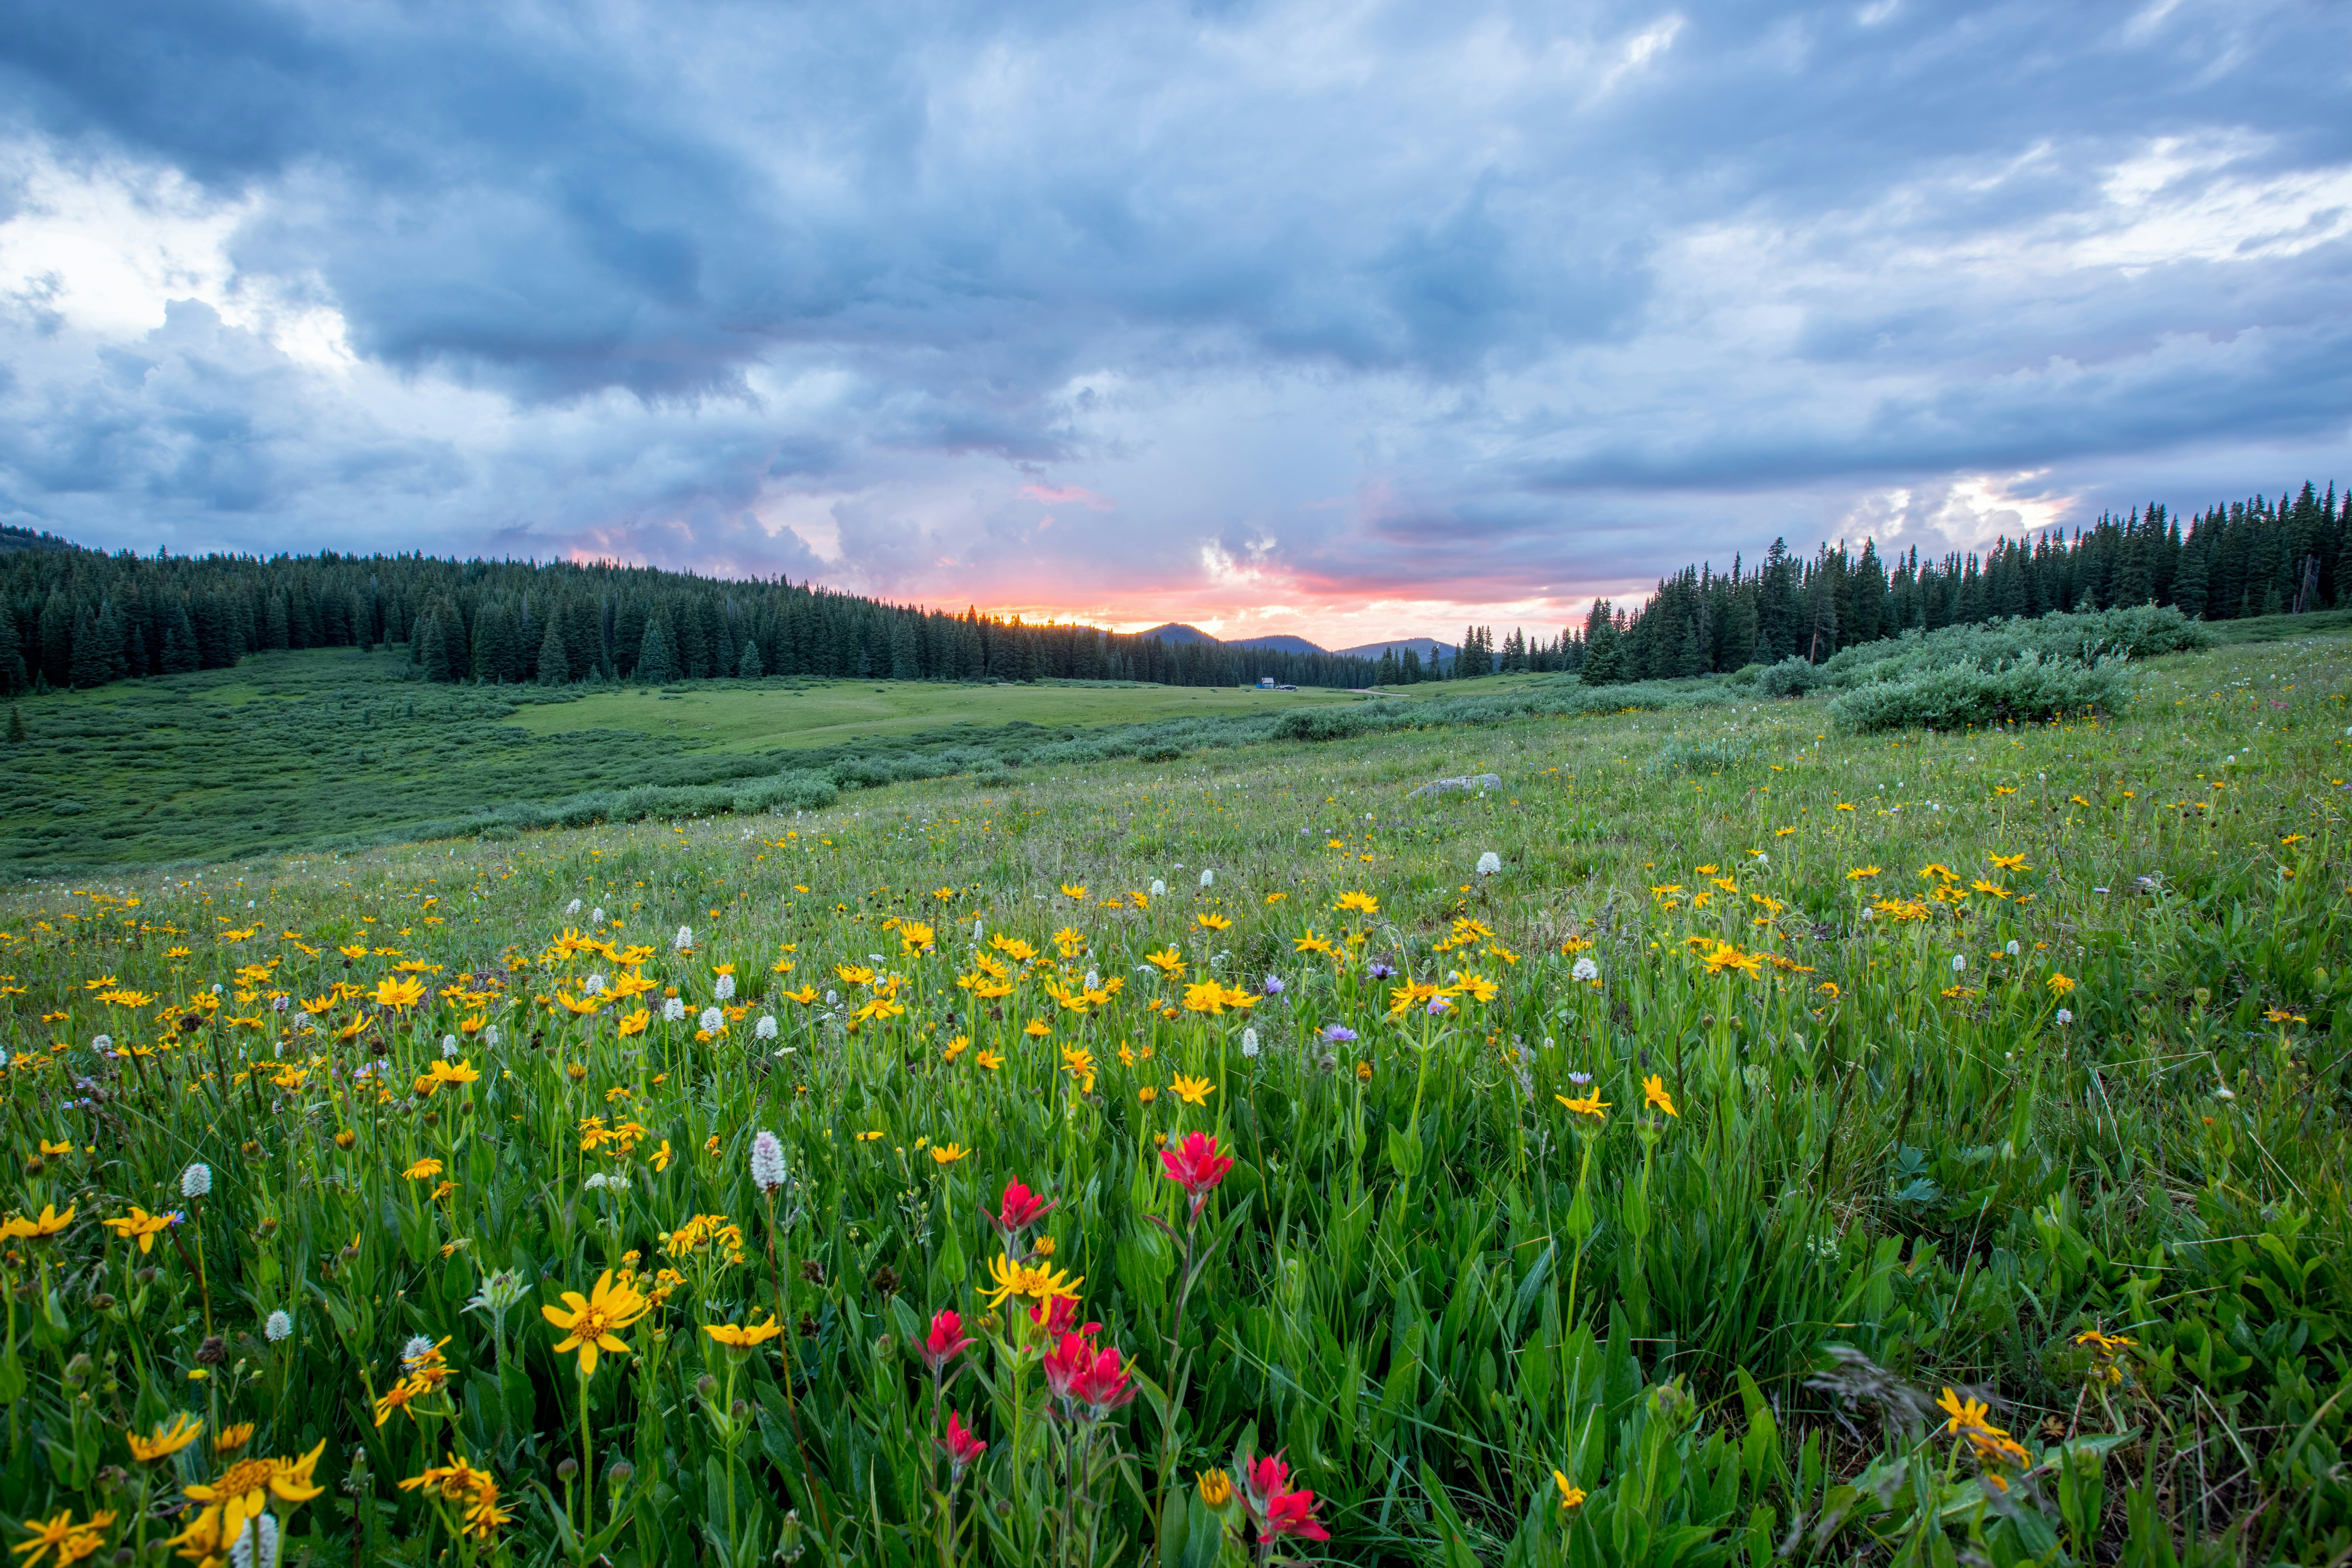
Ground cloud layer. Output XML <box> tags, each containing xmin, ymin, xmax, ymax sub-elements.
<box><xmin>3</xmin><ymin>0</ymin><xmax>2349</xmax><ymax>642</ymax></box>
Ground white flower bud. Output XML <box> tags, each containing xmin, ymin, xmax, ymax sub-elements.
<box><xmin>750</xmin><ymin>1130</ymin><xmax>787</xmax><ymax>1193</ymax></box>
<box><xmin>264</xmin><ymin>1309</ymin><xmax>292</xmax><ymax>1343</ymax></box>
<box><xmin>180</xmin><ymin>1163</ymin><xmax>212</xmax><ymax>1198</ymax></box>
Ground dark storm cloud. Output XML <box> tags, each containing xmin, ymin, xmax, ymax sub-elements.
<box><xmin>0</xmin><ymin>0</ymin><xmax>2348</xmax><ymax>626</ymax></box>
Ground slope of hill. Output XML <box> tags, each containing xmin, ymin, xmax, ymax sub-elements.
<box><xmin>1334</xmin><ymin>637</ymin><xmax>1456</xmax><ymax>665</ymax></box>
<box><xmin>1227</xmin><ymin>633</ymin><xmax>1327</xmax><ymax>655</ymax></box>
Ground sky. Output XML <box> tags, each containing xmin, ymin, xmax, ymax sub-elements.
<box><xmin>3</xmin><ymin>1</ymin><xmax>2350</xmax><ymax>648</ymax></box>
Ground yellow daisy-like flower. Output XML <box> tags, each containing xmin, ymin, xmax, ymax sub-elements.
<box><xmin>930</xmin><ymin>1143</ymin><xmax>970</xmax><ymax>1166</ymax></box>
<box><xmin>1552</xmin><ymin>1470</ymin><xmax>1586</xmax><ymax>1510</ymax></box>
<box><xmin>978</xmin><ymin>1252</ymin><xmax>1083</xmax><ymax>1311</ymax></box>
<box><xmin>1643</xmin><ymin>1075</ymin><xmax>1678</xmax><ymax>1119</ymax></box>
<box><xmin>402</xmin><ymin>1159</ymin><xmax>444</xmax><ymax>1182</ymax></box>
<box><xmin>370</xmin><ymin>975</ymin><xmax>427</xmax><ymax>1012</ymax></box>
<box><xmin>125</xmin><ymin>1412</ymin><xmax>203</xmax><ymax>1464</ymax></box>
<box><xmin>102</xmin><ymin>1206</ymin><xmax>171</xmax><ymax>1255</ymax></box>
<box><xmin>540</xmin><ymin>1270</ymin><xmax>651</xmax><ymax>1378</ymax></box>
<box><xmin>1554</xmin><ymin>1091</ymin><xmax>1609</xmax><ymax>1121</ymax></box>
<box><xmin>1168</xmin><ymin>1073</ymin><xmax>1215</xmax><ymax>1106</ymax></box>
<box><xmin>172</xmin><ymin>1441</ymin><xmax>327</xmax><ymax>1563</ymax></box>
<box><xmin>704</xmin><ymin>1316</ymin><xmax>786</xmax><ymax>1354</ymax></box>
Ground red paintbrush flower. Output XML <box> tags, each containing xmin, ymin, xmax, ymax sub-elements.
<box><xmin>1240</xmin><ymin>1451</ymin><xmax>1330</xmax><ymax>1542</ymax></box>
<box><xmin>923</xmin><ymin>1308</ymin><xmax>973</xmax><ymax>1371</ymax></box>
<box><xmin>1028</xmin><ymin>1295</ymin><xmax>1101</xmax><ymax>1338</ymax></box>
<box><xmin>938</xmin><ymin>1410</ymin><xmax>987</xmax><ymax>1472</ymax></box>
<box><xmin>989</xmin><ymin>1179</ymin><xmax>1055</xmax><ymax>1243</ymax></box>
<box><xmin>1158</xmin><ymin>1131</ymin><xmax>1235</xmax><ymax>1215</ymax></box>
<box><xmin>1042</xmin><ymin>1332</ymin><xmax>1136</xmax><ymax>1414</ymax></box>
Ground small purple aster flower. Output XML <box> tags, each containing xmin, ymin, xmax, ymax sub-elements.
<box><xmin>1426</xmin><ymin>997</ymin><xmax>1451</xmax><ymax>1015</ymax></box>
<box><xmin>1322</xmin><ymin>1023</ymin><xmax>1358</xmax><ymax>1044</ymax></box>
<box><xmin>1367</xmin><ymin>962</ymin><xmax>1398</xmax><ymax>980</ymax></box>
<box><xmin>1568</xmin><ymin>1071</ymin><xmax>1593</xmax><ymax>1085</ymax></box>
<box><xmin>1263</xmin><ymin>974</ymin><xmax>1285</xmax><ymax>995</ymax></box>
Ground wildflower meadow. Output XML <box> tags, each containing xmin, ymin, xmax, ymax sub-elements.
<box><xmin>0</xmin><ymin>630</ymin><xmax>2346</xmax><ymax>1567</ymax></box>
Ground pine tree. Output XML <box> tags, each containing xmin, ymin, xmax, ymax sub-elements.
<box><xmin>637</xmin><ymin>615</ymin><xmax>674</xmax><ymax>685</ymax></box>
<box><xmin>537</xmin><ymin>618</ymin><xmax>570</xmax><ymax>686</ymax></box>
<box><xmin>6</xmin><ymin>705</ymin><xmax>23</xmax><ymax>742</ymax></box>
<box><xmin>416</xmin><ymin>612</ymin><xmax>449</xmax><ymax>682</ymax></box>
<box><xmin>738</xmin><ymin>639</ymin><xmax>764</xmax><ymax>679</ymax></box>
<box><xmin>160</xmin><ymin>604</ymin><xmax>201</xmax><ymax>675</ymax></box>
<box><xmin>0</xmin><ymin>607</ymin><xmax>25</xmax><ymax>696</ymax></box>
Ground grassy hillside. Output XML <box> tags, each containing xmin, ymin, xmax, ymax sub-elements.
<box><xmin>0</xmin><ymin>630</ymin><xmax>2345</xmax><ymax>1563</ymax></box>
<box><xmin>503</xmin><ymin>676</ymin><xmax>1349</xmax><ymax>753</ymax></box>
<box><xmin>0</xmin><ymin>651</ymin><xmax>1348</xmax><ymax>876</ymax></box>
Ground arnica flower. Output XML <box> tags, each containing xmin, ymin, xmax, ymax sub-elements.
<box><xmin>704</xmin><ymin>1316</ymin><xmax>784</xmax><ymax>1355</ymax></box>
<box><xmin>939</xmin><ymin>1410</ymin><xmax>987</xmax><ymax>1473</ymax></box>
<box><xmin>749</xmin><ymin>1130</ymin><xmax>787</xmax><ymax>1193</ymax></box>
<box><xmin>127</xmin><ymin>1412</ymin><xmax>205</xmax><ymax>1464</ymax></box>
<box><xmin>1552</xmin><ymin>1470</ymin><xmax>1587</xmax><ymax>1510</ymax></box>
<box><xmin>922</xmin><ymin>1309</ymin><xmax>974</xmax><ymax>1371</ymax></box>
<box><xmin>930</xmin><ymin>1143</ymin><xmax>969</xmax><ymax>1166</ymax></box>
<box><xmin>1936</xmin><ymin>1387</ymin><xmax>1995</xmax><ymax>1437</ymax></box>
<box><xmin>541</xmin><ymin>1270</ymin><xmax>651</xmax><ymax>1378</ymax></box>
<box><xmin>102</xmin><ymin>1206</ymin><xmax>171</xmax><ymax>1254</ymax></box>
<box><xmin>1555</xmin><ymin>1090</ymin><xmax>1610</xmax><ymax>1121</ymax></box>
<box><xmin>1169</xmin><ymin>1074</ymin><xmax>1215</xmax><ymax>1107</ymax></box>
<box><xmin>1159</xmin><ymin>1131</ymin><xmax>1235</xmax><ymax>1215</ymax></box>
<box><xmin>1044</xmin><ymin>1331</ymin><xmax>1137</xmax><ymax>1414</ymax></box>
<box><xmin>2048</xmin><ymin>972</ymin><xmax>2076</xmax><ymax>994</ymax></box>
<box><xmin>1643</xmin><ymin>1075</ymin><xmax>1679</xmax><ymax>1118</ymax></box>
<box><xmin>170</xmin><ymin>1441</ymin><xmax>327</xmax><ymax>1568</ymax></box>
<box><xmin>14</xmin><ymin>1508</ymin><xmax>116</xmax><ymax>1568</ymax></box>
<box><xmin>1199</xmin><ymin>1469</ymin><xmax>1233</xmax><ymax>1507</ymax></box>
<box><xmin>979</xmin><ymin>1253</ymin><xmax>1083</xmax><ymax>1311</ymax></box>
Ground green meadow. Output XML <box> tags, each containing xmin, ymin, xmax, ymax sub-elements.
<box><xmin>0</xmin><ymin>626</ymin><xmax>2345</xmax><ymax>1566</ymax></box>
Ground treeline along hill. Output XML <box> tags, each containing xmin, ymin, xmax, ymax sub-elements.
<box><xmin>3</xmin><ymin>479</ymin><xmax>2347</xmax><ymax>696</ymax></box>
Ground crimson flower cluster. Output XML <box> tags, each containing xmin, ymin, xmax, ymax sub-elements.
<box><xmin>1238</xmin><ymin>1451</ymin><xmax>1329</xmax><ymax>1543</ymax></box>
<box><xmin>1159</xmin><ymin>1132</ymin><xmax>1235</xmax><ymax>1218</ymax></box>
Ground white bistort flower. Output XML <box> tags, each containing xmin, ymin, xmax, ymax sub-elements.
<box><xmin>584</xmin><ymin>973</ymin><xmax>606</xmax><ymax>995</ymax></box>
<box><xmin>567</xmin><ymin>898</ymin><xmax>582</xmax><ymax>915</ymax></box>
<box><xmin>1476</xmin><ymin>852</ymin><xmax>1502</xmax><ymax>877</ymax></box>
<box><xmin>662</xmin><ymin>997</ymin><xmax>687</xmax><ymax>1023</ymax></box>
<box><xmin>590</xmin><ymin>906</ymin><xmax>606</xmax><ymax>926</ymax></box>
<box><xmin>698</xmin><ymin>1007</ymin><xmax>724</xmax><ymax>1033</ymax></box>
<box><xmin>1150</xmin><ymin>880</ymin><xmax>1166</xmax><ymax>897</ymax></box>
<box><xmin>750</xmin><ymin>1130</ymin><xmax>787</xmax><ymax>1193</ymax></box>
<box><xmin>483</xmin><ymin>1025</ymin><xmax>500</xmax><ymax>1047</ymax></box>
<box><xmin>1951</xmin><ymin>954</ymin><xmax>1968</xmax><ymax>973</ymax></box>
<box><xmin>755</xmin><ymin>1014</ymin><xmax>778</xmax><ymax>1041</ymax></box>
<box><xmin>441</xmin><ymin>1035</ymin><xmax>459</xmax><ymax>1057</ymax></box>
<box><xmin>675</xmin><ymin>926</ymin><xmax>695</xmax><ymax>951</ymax></box>
<box><xmin>1199</xmin><ymin>869</ymin><xmax>1215</xmax><ymax>888</ymax></box>
<box><xmin>181</xmin><ymin>1162</ymin><xmax>212</xmax><ymax>1198</ymax></box>
<box><xmin>91</xmin><ymin>1034</ymin><xmax>112</xmax><ymax>1053</ymax></box>
<box><xmin>714</xmin><ymin>973</ymin><xmax>736</xmax><ymax>1001</ymax></box>
<box><xmin>1571</xmin><ymin>956</ymin><xmax>1600</xmax><ymax>983</ymax></box>
<box><xmin>1240</xmin><ymin>1028</ymin><xmax>1260</xmax><ymax>1058</ymax></box>
<box><xmin>264</xmin><ymin>1310</ymin><xmax>293</xmax><ymax>1343</ymax></box>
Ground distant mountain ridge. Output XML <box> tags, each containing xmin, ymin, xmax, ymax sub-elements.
<box><xmin>1135</xmin><ymin>623</ymin><xmax>1452</xmax><ymax>665</ymax></box>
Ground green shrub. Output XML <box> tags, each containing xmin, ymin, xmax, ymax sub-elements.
<box><xmin>1828</xmin><ymin>651</ymin><xmax>2131</xmax><ymax>732</ymax></box>
<box><xmin>1755</xmin><ymin>656</ymin><xmax>1824</xmax><ymax>698</ymax></box>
